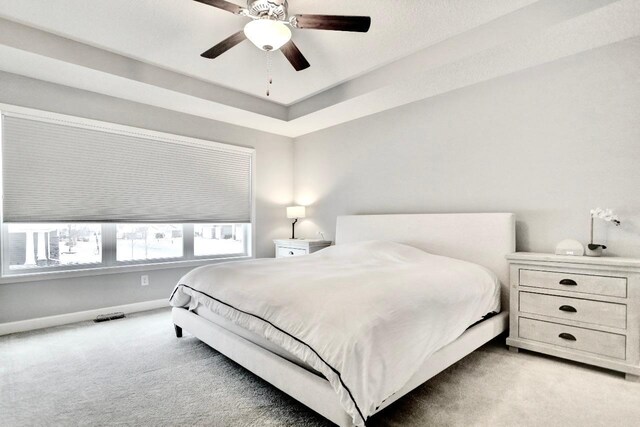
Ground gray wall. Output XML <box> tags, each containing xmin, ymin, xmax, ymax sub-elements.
<box><xmin>3</xmin><ymin>37</ymin><xmax>639</xmax><ymax>324</ymax></box>
<box><xmin>294</xmin><ymin>39</ymin><xmax>640</xmax><ymax>258</ymax></box>
<box><xmin>0</xmin><ymin>71</ymin><xmax>294</xmax><ymax>323</ymax></box>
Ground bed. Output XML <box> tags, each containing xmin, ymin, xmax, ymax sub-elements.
<box><xmin>170</xmin><ymin>213</ymin><xmax>515</xmax><ymax>426</ymax></box>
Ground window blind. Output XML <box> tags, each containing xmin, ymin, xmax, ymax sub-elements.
<box><xmin>1</xmin><ymin>113</ymin><xmax>253</xmax><ymax>223</ymax></box>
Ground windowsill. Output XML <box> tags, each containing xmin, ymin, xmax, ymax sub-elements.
<box><xmin>0</xmin><ymin>255</ymin><xmax>253</xmax><ymax>284</ymax></box>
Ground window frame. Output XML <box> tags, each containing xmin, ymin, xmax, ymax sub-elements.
<box><xmin>0</xmin><ymin>222</ymin><xmax>252</xmax><ymax>280</ymax></box>
<box><xmin>0</xmin><ymin>104</ymin><xmax>256</xmax><ymax>283</ymax></box>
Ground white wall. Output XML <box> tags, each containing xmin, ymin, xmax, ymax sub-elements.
<box><xmin>294</xmin><ymin>39</ymin><xmax>640</xmax><ymax>257</ymax></box>
<box><xmin>0</xmin><ymin>71</ymin><xmax>293</xmax><ymax>323</ymax></box>
<box><xmin>3</xmin><ymin>36</ymin><xmax>639</xmax><ymax>324</ymax></box>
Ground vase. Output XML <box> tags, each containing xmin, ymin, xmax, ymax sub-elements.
<box><xmin>585</xmin><ymin>246</ymin><xmax>603</xmax><ymax>257</ymax></box>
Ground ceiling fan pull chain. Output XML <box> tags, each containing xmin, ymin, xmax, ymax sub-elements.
<box><xmin>266</xmin><ymin>50</ymin><xmax>273</xmax><ymax>97</ymax></box>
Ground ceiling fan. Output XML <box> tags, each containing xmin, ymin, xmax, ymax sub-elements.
<box><xmin>195</xmin><ymin>0</ymin><xmax>372</xmax><ymax>71</ymax></box>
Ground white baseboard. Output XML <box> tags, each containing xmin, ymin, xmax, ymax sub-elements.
<box><xmin>0</xmin><ymin>299</ymin><xmax>170</xmax><ymax>336</ymax></box>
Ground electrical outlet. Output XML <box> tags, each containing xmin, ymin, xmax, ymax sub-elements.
<box><xmin>141</xmin><ymin>275</ymin><xmax>149</xmax><ymax>286</ymax></box>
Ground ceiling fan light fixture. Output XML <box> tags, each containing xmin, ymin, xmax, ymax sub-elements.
<box><xmin>244</xmin><ymin>19</ymin><xmax>291</xmax><ymax>51</ymax></box>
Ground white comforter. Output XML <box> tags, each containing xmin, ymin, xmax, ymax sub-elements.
<box><xmin>170</xmin><ymin>241</ymin><xmax>500</xmax><ymax>426</ymax></box>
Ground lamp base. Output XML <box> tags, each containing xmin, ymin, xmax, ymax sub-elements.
<box><xmin>291</xmin><ymin>218</ymin><xmax>298</xmax><ymax>239</ymax></box>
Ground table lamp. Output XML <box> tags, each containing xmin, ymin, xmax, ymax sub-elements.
<box><xmin>286</xmin><ymin>206</ymin><xmax>306</xmax><ymax>239</ymax></box>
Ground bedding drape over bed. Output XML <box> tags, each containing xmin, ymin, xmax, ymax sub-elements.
<box><xmin>170</xmin><ymin>240</ymin><xmax>500</xmax><ymax>426</ymax></box>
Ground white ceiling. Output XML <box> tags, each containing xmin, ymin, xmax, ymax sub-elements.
<box><xmin>0</xmin><ymin>0</ymin><xmax>537</xmax><ymax>105</ymax></box>
<box><xmin>0</xmin><ymin>0</ymin><xmax>638</xmax><ymax>137</ymax></box>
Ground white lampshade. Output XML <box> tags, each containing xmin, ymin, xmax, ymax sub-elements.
<box><xmin>244</xmin><ymin>19</ymin><xmax>292</xmax><ymax>51</ymax></box>
<box><xmin>286</xmin><ymin>206</ymin><xmax>306</xmax><ymax>219</ymax></box>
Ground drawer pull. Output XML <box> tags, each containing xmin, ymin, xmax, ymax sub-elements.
<box><xmin>559</xmin><ymin>279</ymin><xmax>578</xmax><ymax>286</ymax></box>
<box><xmin>559</xmin><ymin>333</ymin><xmax>577</xmax><ymax>341</ymax></box>
<box><xmin>289</xmin><ymin>251</ymin><xmax>294</xmax><ymax>255</ymax></box>
<box><xmin>559</xmin><ymin>305</ymin><xmax>577</xmax><ymax>313</ymax></box>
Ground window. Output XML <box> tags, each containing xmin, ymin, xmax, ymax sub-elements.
<box><xmin>194</xmin><ymin>224</ymin><xmax>247</xmax><ymax>257</ymax></box>
<box><xmin>2</xmin><ymin>222</ymin><xmax>250</xmax><ymax>276</ymax></box>
<box><xmin>7</xmin><ymin>223</ymin><xmax>102</xmax><ymax>271</ymax></box>
<box><xmin>1</xmin><ymin>108</ymin><xmax>254</xmax><ymax>278</ymax></box>
<box><xmin>116</xmin><ymin>224</ymin><xmax>183</xmax><ymax>262</ymax></box>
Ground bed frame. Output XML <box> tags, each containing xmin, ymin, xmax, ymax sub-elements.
<box><xmin>172</xmin><ymin>213</ymin><xmax>516</xmax><ymax>426</ymax></box>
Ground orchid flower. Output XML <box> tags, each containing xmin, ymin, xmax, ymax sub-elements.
<box><xmin>590</xmin><ymin>208</ymin><xmax>621</xmax><ymax>225</ymax></box>
<box><xmin>589</xmin><ymin>208</ymin><xmax>621</xmax><ymax>249</ymax></box>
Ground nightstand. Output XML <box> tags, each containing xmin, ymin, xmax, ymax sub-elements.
<box><xmin>506</xmin><ymin>253</ymin><xmax>640</xmax><ymax>381</ymax></box>
<box><xmin>273</xmin><ymin>239</ymin><xmax>332</xmax><ymax>258</ymax></box>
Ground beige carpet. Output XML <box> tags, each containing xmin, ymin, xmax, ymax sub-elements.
<box><xmin>1</xmin><ymin>308</ymin><xmax>638</xmax><ymax>426</ymax></box>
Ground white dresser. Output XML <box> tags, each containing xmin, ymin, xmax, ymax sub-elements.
<box><xmin>273</xmin><ymin>239</ymin><xmax>332</xmax><ymax>258</ymax></box>
<box><xmin>506</xmin><ymin>253</ymin><xmax>640</xmax><ymax>381</ymax></box>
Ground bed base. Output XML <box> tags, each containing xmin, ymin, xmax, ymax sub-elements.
<box><xmin>174</xmin><ymin>324</ymin><xmax>182</xmax><ymax>338</ymax></box>
<box><xmin>172</xmin><ymin>307</ymin><xmax>508</xmax><ymax>427</ymax></box>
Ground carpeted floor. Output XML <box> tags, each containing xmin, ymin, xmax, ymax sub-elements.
<box><xmin>1</xmin><ymin>308</ymin><xmax>639</xmax><ymax>427</ymax></box>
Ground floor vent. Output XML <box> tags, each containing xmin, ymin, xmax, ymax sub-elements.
<box><xmin>94</xmin><ymin>312</ymin><xmax>126</xmax><ymax>323</ymax></box>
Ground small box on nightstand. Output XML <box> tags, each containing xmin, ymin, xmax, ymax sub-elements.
<box><xmin>273</xmin><ymin>239</ymin><xmax>332</xmax><ymax>258</ymax></box>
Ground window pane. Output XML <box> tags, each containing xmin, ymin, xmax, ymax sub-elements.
<box><xmin>194</xmin><ymin>224</ymin><xmax>246</xmax><ymax>257</ymax></box>
<box><xmin>7</xmin><ymin>224</ymin><xmax>102</xmax><ymax>270</ymax></box>
<box><xmin>116</xmin><ymin>224</ymin><xmax>183</xmax><ymax>262</ymax></box>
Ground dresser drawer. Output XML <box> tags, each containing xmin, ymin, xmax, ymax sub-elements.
<box><xmin>519</xmin><ymin>269</ymin><xmax>627</xmax><ymax>298</ymax></box>
<box><xmin>519</xmin><ymin>317</ymin><xmax>626</xmax><ymax>360</ymax></box>
<box><xmin>277</xmin><ymin>247</ymin><xmax>307</xmax><ymax>257</ymax></box>
<box><xmin>519</xmin><ymin>292</ymin><xmax>627</xmax><ymax>329</ymax></box>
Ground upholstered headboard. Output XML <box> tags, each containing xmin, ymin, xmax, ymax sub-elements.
<box><xmin>335</xmin><ymin>213</ymin><xmax>516</xmax><ymax>308</ymax></box>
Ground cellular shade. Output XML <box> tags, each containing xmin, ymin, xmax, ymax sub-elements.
<box><xmin>2</xmin><ymin>114</ymin><xmax>253</xmax><ymax>223</ymax></box>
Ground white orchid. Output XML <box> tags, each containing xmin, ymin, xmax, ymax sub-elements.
<box><xmin>589</xmin><ymin>208</ymin><xmax>621</xmax><ymax>251</ymax></box>
<box><xmin>590</xmin><ymin>208</ymin><xmax>621</xmax><ymax>225</ymax></box>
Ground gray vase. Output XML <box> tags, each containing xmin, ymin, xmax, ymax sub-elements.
<box><xmin>585</xmin><ymin>246</ymin><xmax>603</xmax><ymax>257</ymax></box>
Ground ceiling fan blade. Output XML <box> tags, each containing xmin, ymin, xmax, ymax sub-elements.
<box><xmin>293</xmin><ymin>15</ymin><xmax>371</xmax><ymax>32</ymax></box>
<box><xmin>201</xmin><ymin>31</ymin><xmax>247</xmax><ymax>59</ymax></box>
<box><xmin>280</xmin><ymin>40</ymin><xmax>310</xmax><ymax>71</ymax></box>
<box><xmin>193</xmin><ymin>0</ymin><xmax>244</xmax><ymax>15</ymax></box>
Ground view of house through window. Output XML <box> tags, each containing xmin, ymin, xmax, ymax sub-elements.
<box><xmin>7</xmin><ymin>224</ymin><xmax>102</xmax><ymax>271</ymax></box>
<box><xmin>3</xmin><ymin>223</ymin><xmax>250</xmax><ymax>275</ymax></box>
